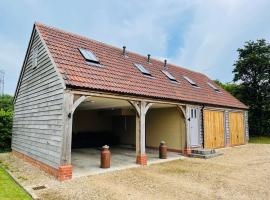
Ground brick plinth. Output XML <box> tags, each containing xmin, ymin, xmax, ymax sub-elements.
<box><xmin>136</xmin><ymin>154</ymin><xmax>147</xmax><ymax>165</ymax></box>
<box><xmin>58</xmin><ymin>165</ymin><xmax>72</xmax><ymax>181</ymax></box>
<box><xmin>12</xmin><ymin>150</ymin><xmax>72</xmax><ymax>181</ymax></box>
<box><xmin>183</xmin><ymin>148</ymin><xmax>192</xmax><ymax>155</ymax></box>
<box><xmin>225</xmin><ymin>143</ymin><xmax>231</xmax><ymax>148</ymax></box>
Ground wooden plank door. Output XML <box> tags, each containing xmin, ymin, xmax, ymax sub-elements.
<box><xmin>204</xmin><ymin>110</ymin><xmax>225</xmax><ymax>149</ymax></box>
<box><xmin>229</xmin><ymin>112</ymin><xmax>245</xmax><ymax>146</ymax></box>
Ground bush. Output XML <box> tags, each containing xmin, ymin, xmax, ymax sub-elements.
<box><xmin>0</xmin><ymin>109</ymin><xmax>13</xmax><ymax>152</ymax></box>
<box><xmin>0</xmin><ymin>95</ymin><xmax>13</xmax><ymax>152</ymax></box>
<box><xmin>0</xmin><ymin>95</ymin><xmax>13</xmax><ymax>111</ymax></box>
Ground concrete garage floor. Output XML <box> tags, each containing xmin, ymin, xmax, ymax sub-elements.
<box><xmin>72</xmin><ymin>146</ymin><xmax>183</xmax><ymax>178</ymax></box>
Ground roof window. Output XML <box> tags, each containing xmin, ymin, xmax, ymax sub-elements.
<box><xmin>79</xmin><ymin>48</ymin><xmax>99</xmax><ymax>64</ymax></box>
<box><xmin>162</xmin><ymin>70</ymin><xmax>177</xmax><ymax>82</ymax></box>
<box><xmin>183</xmin><ymin>76</ymin><xmax>199</xmax><ymax>87</ymax></box>
<box><xmin>207</xmin><ymin>82</ymin><xmax>221</xmax><ymax>92</ymax></box>
<box><xmin>134</xmin><ymin>63</ymin><xmax>151</xmax><ymax>76</ymax></box>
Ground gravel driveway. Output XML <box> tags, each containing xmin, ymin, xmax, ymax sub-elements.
<box><xmin>1</xmin><ymin>144</ymin><xmax>269</xmax><ymax>200</ymax></box>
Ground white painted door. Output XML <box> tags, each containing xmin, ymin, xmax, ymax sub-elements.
<box><xmin>189</xmin><ymin>107</ymin><xmax>200</xmax><ymax>147</ymax></box>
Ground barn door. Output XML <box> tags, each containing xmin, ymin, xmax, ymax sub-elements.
<box><xmin>229</xmin><ymin>112</ymin><xmax>245</xmax><ymax>146</ymax></box>
<box><xmin>204</xmin><ymin>110</ymin><xmax>225</xmax><ymax>149</ymax></box>
<box><xmin>189</xmin><ymin>107</ymin><xmax>200</xmax><ymax>147</ymax></box>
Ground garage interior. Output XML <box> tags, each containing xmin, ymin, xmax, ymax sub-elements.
<box><xmin>71</xmin><ymin>96</ymin><xmax>184</xmax><ymax>177</ymax></box>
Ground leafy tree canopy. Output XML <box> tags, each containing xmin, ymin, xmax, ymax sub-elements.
<box><xmin>0</xmin><ymin>95</ymin><xmax>13</xmax><ymax>111</ymax></box>
<box><xmin>213</xmin><ymin>80</ymin><xmax>243</xmax><ymax>100</ymax></box>
<box><xmin>223</xmin><ymin>39</ymin><xmax>270</xmax><ymax>136</ymax></box>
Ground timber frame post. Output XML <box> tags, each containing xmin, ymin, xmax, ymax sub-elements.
<box><xmin>61</xmin><ymin>92</ymin><xmax>74</xmax><ymax>166</ymax></box>
<box><xmin>177</xmin><ymin>105</ymin><xmax>189</xmax><ymax>154</ymax></box>
<box><xmin>129</xmin><ymin>100</ymin><xmax>153</xmax><ymax>165</ymax></box>
<box><xmin>183</xmin><ymin>105</ymin><xmax>192</xmax><ymax>155</ymax></box>
<box><xmin>61</xmin><ymin>94</ymin><xmax>91</xmax><ymax>165</ymax></box>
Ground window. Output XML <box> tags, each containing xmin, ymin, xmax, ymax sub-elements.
<box><xmin>32</xmin><ymin>47</ymin><xmax>38</xmax><ymax>69</ymax></box>
<box><xmin>79</xmin><ymin>48</ymin><xmax>99</xmax><ymax>63</ymax></box>
<box><xmin>183</xmin><ymin>76</ymin><xmax>199</xmax><ymax>87</ymax></box>
<box><xmin>207</xmin><ymin>82</ymin><xmax>221</xmax><ymax>92</ymax></box>
<box><xmin>161</xmin><ymin>70</ymin><xmax>177</xmax><ymax>82</ymax></box>
<box><xmin>134</xmin><ymin>63</ymin><xmax>151</xmax><ymax>76</ymax></box>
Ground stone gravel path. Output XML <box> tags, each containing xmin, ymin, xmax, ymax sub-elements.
<box><xmin>1</xmin><ymin>144</ymin><xmax>269</xmax><ymax>200</ymax></box>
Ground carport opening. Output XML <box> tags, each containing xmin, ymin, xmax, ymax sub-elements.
<box><xmin>71</xmin><ymin>96</ymin><xmax>137</xmax><ymax>177</ymax></box>
<box><xmin>146</xmin><ymin>104</ymin><xmax>186</xmax><ymax>153</ymax></box>
<box><xmin>71</xmin><ymin>97</ymin><xmax>184</xmax><ymax>177</ymax></box>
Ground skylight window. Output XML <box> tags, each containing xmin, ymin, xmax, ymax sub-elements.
<box><xmin>134</xmin><ymin>63</ymin><xmax>151</xmax><ymax>76</ymax></box>
<box><xmin>183</xmin><ymin>76</ymin><xmax>199</xmax><ymax>87</ymax></box>
<box><xmin>207</xmin><ymin>82</ymin><xmax>221</xmax><ymax>92</ymax></box>
<box><xmin>79</xmin><ymin>48</ymin><xmax>99</xmax><ymax>63</ymax></box>
<box><xmin>162</xmin><ymin>70</ymin><xmax>177</xmax><ymax>82</ymax></box>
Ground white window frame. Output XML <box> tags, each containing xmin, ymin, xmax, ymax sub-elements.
<box><xmin>134</xmin><ymin>63</ymin><xmax>151</xmax><ymax>76</ymax></box>
<box><xmin>183</xmin><ymin>76</ymin><xmax>199</xmax><ymax>87</ymax></box>
<box><xmin>207</xmin><ymin>82</ymin><xmax>221</xmax><ymax>93</ymax></box>
<box><xmin>161</xmin><ymin>70</ymin><xmax>177</xmax><ymax>82</ymax></box>
<box><xmin>79</xmin><ymin>48</ymin><xmax>99</xmax><ymax>63</ymax></box>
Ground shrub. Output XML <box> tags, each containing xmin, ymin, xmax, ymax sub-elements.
<box><xmin>0</xmin><ymin>109</ymin><xmax>13</xmax><ymax>152</ymax></box>
<box><xmin>0</xmin><ymin>95</ymin><xmax>13</xmax><ymax>111</ymax></box>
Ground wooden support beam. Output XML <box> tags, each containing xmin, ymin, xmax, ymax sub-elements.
<box><xmin>128</xmin><ymin>100</ymin><xmax>141</xmax><ymax>116</ymax></box>
<box><xmin>177</xmin><ymin>105</ymin><xmax>186</xmax><ymax>119</ymax></box>
<box><xmin>144</xmin><ymin>102</ymin><xmax>153</xmax><ymax>115</ymax></box>
<box><xmin>70</xmin><ymin>89</ymin><xmax>186</xmax><ymax>107</ymax></box>
<box><xmin>61</xmin><ymin>92</ymin><xmax>74</xmax><ymax>165</ymax></box>
<box><xmin>130</xmin><ymin>101</ymin><xmax>153</xmax><ymax>165</ymax></box>
<box><xmin>71</xmin><ymin>95</ymin><xmax>91</xmax><ymax>114</ymax></box>
<box><xmin>61</xmin><ymin>94</ymin><xmax>91</xmax><ymax>165</ymax></box>
<box><xmin>184</xmin><ymin>105</ymin><xmax>191</xmax><ymax>154</ymax></box>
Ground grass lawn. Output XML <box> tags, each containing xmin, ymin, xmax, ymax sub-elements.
<box><xmin>0</xmin><ymin>166</ymin><xmax>32</xmax><ymax>200</ymax></box>
<box><xmin>249</xmin><ymin>136</ymin><xmax>270</xmax><ymax>144</ymax></box>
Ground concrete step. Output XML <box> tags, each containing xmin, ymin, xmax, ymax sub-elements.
<box><xmin>191</xmin><ymin>149</ymin><xmax>216</xmax><ymax>155</ymax></box>
<box><xmin>189</xmin><ymin>152</ymin><xmax>223</xmax><ymax>159</ymax></box>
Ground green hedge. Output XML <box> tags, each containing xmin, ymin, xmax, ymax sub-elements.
<box><xmin>0</xmin><ymin>95</ymin><xmax>13</xmax><ymax>152</ymax></box>
<box><xmin>0</xmin><ymin>109</ymin><xmax>13</xmax><ymax>152</ymax></box>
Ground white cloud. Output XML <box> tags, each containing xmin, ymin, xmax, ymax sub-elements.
<box><xmin>173</xmin><ymin>0</ymin><xmax>270</xmax><ymax>82</ymax></box>
<box><xmin>79</xmin><ymin>0</ymin><xmax>194</xmax><ymax>58</ymax></box>
<box><xmin>1</xmin><ymin>0</ymin><xmax>270</xmax><ymax>94</ymax></box>
<box><xmin>0</xmin><ymin>35</ymin><xmax>25</xmax><ymax>95</ymax></box>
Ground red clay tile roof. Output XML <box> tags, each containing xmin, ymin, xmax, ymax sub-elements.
<box><xmin>36</xmin><ymin>23</ymin><xmax>248</xmax><ymax>109</ymax></box>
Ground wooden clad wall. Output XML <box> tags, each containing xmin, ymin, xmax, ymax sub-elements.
<box><xmin>229</xmin><ymin>112</ymin><xmax>245</xmax><ymax>146</ymax></box>
<box><xmin>12</xmin><ymin>30</ymin><xmax>64</xmax><ymax>169</ymax></box>
<box><xmin>204</xmin><ymin>110</ymin><xmax>225</xmax><ymax>149</ymax></box>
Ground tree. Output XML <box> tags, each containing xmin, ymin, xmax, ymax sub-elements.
<box><xmin>233</xmin><ymin>39</ymin><xmax>270</xmax><ymax>136</ymax></box>
<box><xmin>0</xmin><ymin>95</ymin><xmax>13</xmax><ymax>111</ymax></box>
<box><xmin>213</xmin><ymin>80</ymin><xmax>244</xmax><ymax>101</ymax></box>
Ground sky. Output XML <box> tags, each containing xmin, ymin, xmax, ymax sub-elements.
<box><xmin>0</xmin><ymin>0</ymin><xmax>270</xmax><ymax>95</ymax></box>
